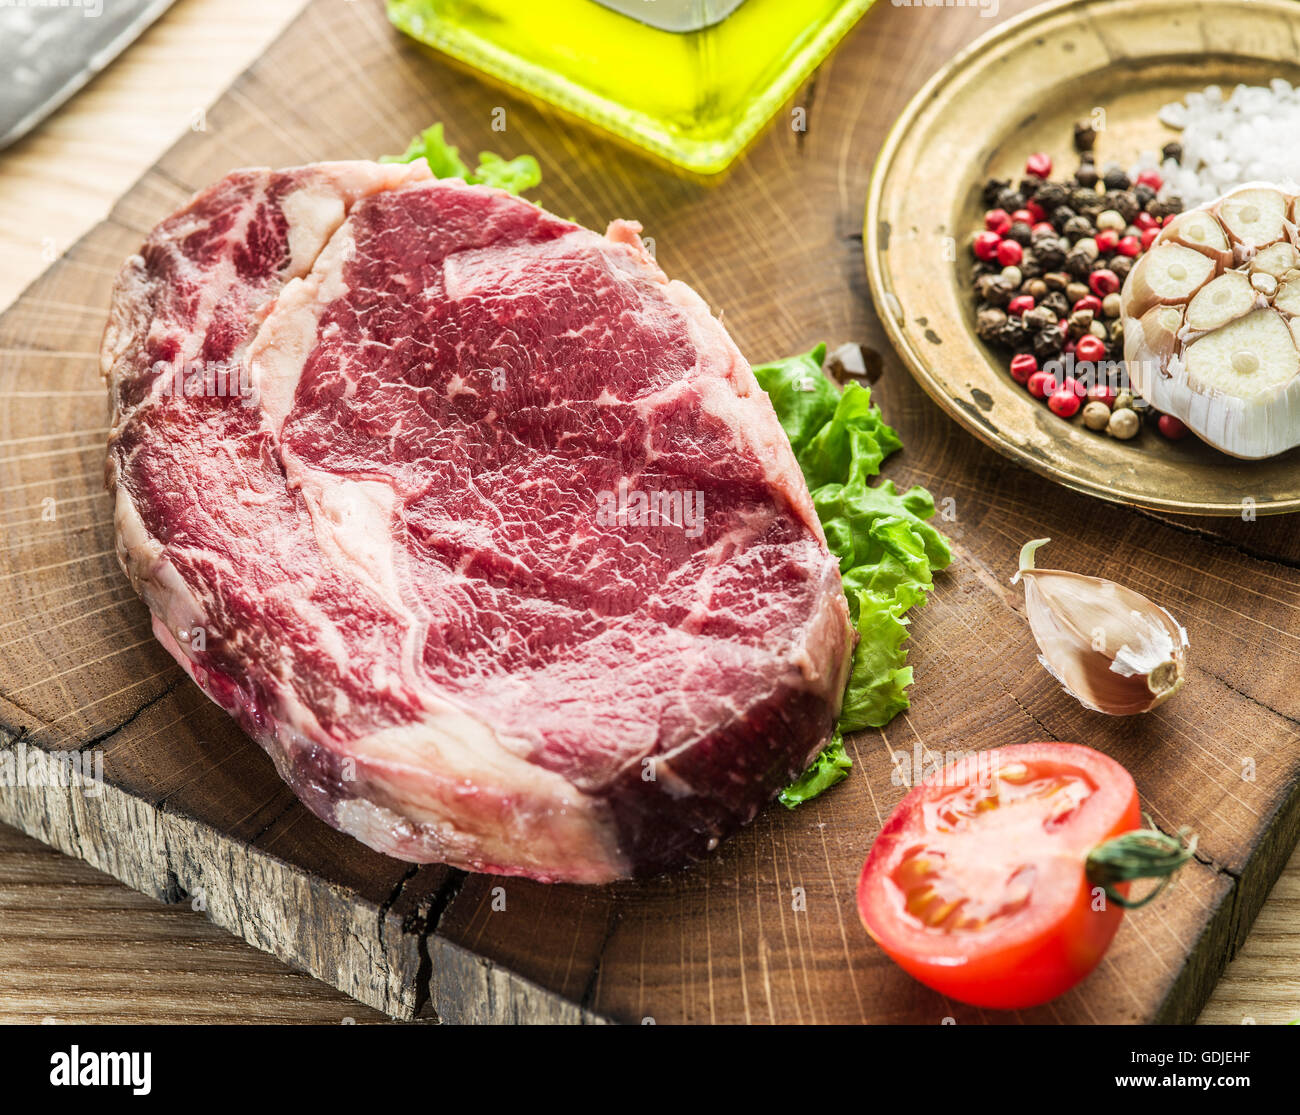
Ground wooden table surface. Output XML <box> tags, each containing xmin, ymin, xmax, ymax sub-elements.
<box><xmin>0</xmin><ymin>0</ymin><xmax>1295</xmax><ymax>1025</ymax></box>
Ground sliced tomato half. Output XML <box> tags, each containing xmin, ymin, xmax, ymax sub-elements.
<box><xmin>857</xmin><ymin>742</ymin><xmax>1143</xmax><ymax>1010</ymax></box>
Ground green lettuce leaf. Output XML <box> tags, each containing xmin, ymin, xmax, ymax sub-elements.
<box><xmin>472</xmin><ymin>150</ymin><xmax>543</xmax><ymax>195</ymax></box>
<box><xmin>778</xmin><ymin>729</ymin><xmax>851</xmax><ymax>809</ymax></box>
<box><xmin>753</xmin><ymin>348</ymin><xmax>952</xmax><ymax>808</ymax></box>
<box><xmin>381</xmin><ymin>123</ymin><xmax>542</xmax><ymax>195</ymax></box>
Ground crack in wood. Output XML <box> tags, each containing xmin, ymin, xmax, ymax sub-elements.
<box><xmin>1133</xmin><ymin>505</ymin><xmax>1300</xmax><ymax>573</ymax></box>
<box><xmin>415</xmin><ymin>871</ymin><xmax>467</xmax><ymax>1021</ymax></box>
<box><xmin>578</xmin><ymin>910</ymin><xmax>621</xmax><ymax>1012</ymax></box>
<box><xmin>1198</xmin><ymin>664</ymin><xmax>1300</xmax><ymax>734</ymax></box>
<box><xmin>75</xmin><ymin>676</ymin><xmax>182</xmax><ymax>754</ymax></box>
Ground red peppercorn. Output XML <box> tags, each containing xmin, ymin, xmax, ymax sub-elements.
<box><xmin>1032</xmin><ymin>221</ymin><xmax>1055</xmax><ymax>236</ymax></box>
<box><xmin>1117</xmin><ymin>235</ymin><xmax>1142</xmax><ymax>257</ymax></box>
<box><xmin>1140</xmin><ymin>227</ymin><xmax>1160</xmax><ymax>251</ymax></box>
<box><xmin>1007</xmin><ymin>294</ymin><xmax>1036</xmax><ymax>315</ymax></box>
<box><xmin>996</xmin><ymin>239</ymin><xmax>1023</xmax><ymax>267</ymax></box>
<box><xmin>1027</xmin><ymin>370</ymin><xmax>1054</xmax><ymax>398</ymax></box>
<box><xmin>974</xmin><ymin>230</ymin><xmax>1002</xmax><ymax>261</ymax></box>
<box><xmin>1049</xmin><ymin>388</ymin><xmax>1082</xmax><ymax>418</ymax></box>
<box><xmin>1075</xmin><ymin>334</ymin><xmax>1106</xmax><ymax>363</ymax></box>
<box><xmin>1058</xmin><ymin>318</ymin><xmax>1069</xmax><ymax>333</ymax></box>
<box><xmin>985</xmin><ymin>208</ymin><xmax>1013</xmax><ymax>234</ymax></box>
<box><xmin>1086</xmin><ymin>383</ymin><xmax>1117</xmax><ymax>407</ymax></box>
<box><xmin>1136</xmin><ymin>169</ymin><xmax>1163</xmax><ymax>190</ymax></box>
<box><xmin>1095</xmin><ymin>230</ymin><xmax>1119</xmax><ymax>254</ymax></box>
<box><xmin>1158</xmin><ymin>414</ymin><xmax>1190</xmax><ymax>440</ymax></box>
<box><xmin>1026</xmin><ymin>200</ymin><xmax>1047</xmax><ymax>224</ymax></box>
<box><xmin>1061</xmin><ymin>375</ymin><xmax>1084</xmax><ymax>397</ymax></box>
<box><xmin>1089</xmin><ymin>269</ymin><xmax>1120</xmax><ymax>297</ymax></box>
<box><xmin>1009</xmin><ymin>353</ymin><xmax>1038</xmax><ymax>384</ymax></box>
<box><xmin>1072</xmin><ymin>295</ymin><xmax>1103</xmax><ymax>315</ymax></box>
<box><xmin>1025</xmin><ymin>153</ymin><xmax>1052</xmax><ymax>178</ymax></box>
<box><xmin>1135</xmin><ymin>211</ymin><xmax>1158</xmax><ymax>230</ymax></box>
<box><xmin>1011</xmin><ymin>208</ymin><xmax>1033</xmax><ymax>224</ymax></box>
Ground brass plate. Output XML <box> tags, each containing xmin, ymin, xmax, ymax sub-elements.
<box><xmin>865</xmin><ymin>0</ymin><xmax>1300</xmax><ymax>516</ymax></box>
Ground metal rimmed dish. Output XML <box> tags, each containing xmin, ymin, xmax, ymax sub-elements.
<box><xmin>865</xmin><ymin>0</ymin><xmax>1300</xmax><ymax>516</ymax></box>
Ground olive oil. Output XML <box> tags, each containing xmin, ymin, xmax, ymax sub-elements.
<box><xmin>387</xmin><ymin>0</ymin><xmax>875</xmax><ymax>174</ymax></box>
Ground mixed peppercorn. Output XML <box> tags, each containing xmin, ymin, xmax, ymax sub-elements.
<box><xmin>969</xmin><ymin>121</ymin><xmax>1191</xmax><ymax>442</ymax></box>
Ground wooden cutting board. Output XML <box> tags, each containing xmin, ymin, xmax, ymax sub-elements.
<box><xmin>1</xmin><ymin>0</ymin><xmax>1297</xmax><ymax>1024</ymax></box>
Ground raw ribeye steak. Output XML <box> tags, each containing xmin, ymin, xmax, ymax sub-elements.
<box><xmin>101</xmin><ymin>160</ymin><xmax>852</xmax><ymax>882</ymax></box>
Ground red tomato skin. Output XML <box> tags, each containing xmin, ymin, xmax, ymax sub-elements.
<box><xmin>857</xmin><ymin>743</ymin><xmax>1141</xmax><ymax>1010</ymax></box>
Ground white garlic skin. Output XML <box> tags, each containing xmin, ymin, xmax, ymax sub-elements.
<box><xmin>1013</xmin><ymin>539</ymin><xmax>1188</xmax><ymax>716</ymax></box>
<box><xmin>1120</xmin><ymin>182</ymin><xmax>1300</xmax><ymax>459</ymax></box>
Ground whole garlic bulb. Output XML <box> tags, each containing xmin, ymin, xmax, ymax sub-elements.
<box><xmin>1012</xmin><ymin>539</ymin><xmax>1188</xmax><ymax>715</ymax></box>
<box><xmin>1120</xmin><ymin>182</ymin><xmax>1300</xmax><ymax>458</ymax></box>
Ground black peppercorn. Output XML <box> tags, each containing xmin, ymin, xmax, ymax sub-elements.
<box><xmin>1041</xmin><ymin>291</ymin><xmax>1070</xmax><ymax>319</ymax></box>
<box><xmin>1133</xmin><ymin>183</ymin><xmax>1156</xmax><ymax>209</ymax></box>
<box><xmin>1034</xmin><ymin>239</ymin><xmax>1067</xmax><ymax>271</ymax></box>
<box><xmin>1104</xmin><ymin>190</ymin><xmax>1140</xmax><ymax>224</ymax></box>
<box><xmin>1161</xmin><ymin>141</ymin><xmax>1182</xmax><ymax>163</ymax></box>
<box><xmin>1050</xmin><ymin>205</ymin><xmax>1077</xmax><ymax>234</ymax></box>
<box><xmin>1102</xmin><ymin>165</ymin><xmax>1131</xmax><ymax>191</ymax></box>
<box><xmin>1070</xmin><ymin>187</ymin><xmax>1099</xmax><ymax>210</ymax></box>
<box><xmin>1043</xmin><ymin>270</ymin><xmax>1070</xmax><ymax>292</ymax></box>
<box><xmin>1074</xmin><ymin>161</ymin><xmax>1100</xmax><ymax>189</ymax></box>
<box><xmin>1024</xmin><ymin>305</ymin><xmax>1058</xmax><ymax>333</ymax></box>
<box><xmin>1007</xmin><ymin>221</ymin><xmax>1033</xmax><ymax>246</ymax></box>
<box><xmin>976</xmin><ymin>307</ymin><xmax>1008</xmax><ymax>341</ymax></box>
<box><xmin>1067</xmin><ymin>308</ymin><xmax>1095</xmax><ymax>338</ymax></box>
<box><xmin>995</xmin><ymin>186</ymin><xmax>1024</xmax><ymax>212</ymax></box>
<box><xmin>977</xmin><ymin>270</ymin><xmax>1013</xmax><ymax>301</ymax></box>
<box><xmin>1066</xmin><ymin>247</ymin><xmax>1095</xmax><ymax>278</ymax></box>
<box><xmin>1073</xmin><ymin>121</ymin><xmax>1097</xmax><ymax>154</ymax></box>
<box><xmin>1018</xmin><ymin>250</ymin><xmax>1043</xmax><ymax>279</ymax></box>
<box><xmin>1063</xmin><ymin>215</ymin><xmax>1095</xmax><ymax>241</ymax></box>
<box><xmin>1034</xmin><ymin>181</ymin><xmax>1070</xmax><ymax>211</ymax></box>
<box><xmin>982</xmin><ymin>177</ymin><xmax>1012</xmax><ymax>208</ymax></box>
<box><xmin>1032</xmin><ymin>328</ymin><xmax>1065</xmax><ymax>360</ymax></box>
<box><xmin>1147</xmin><ymin>195</ymin><xmax>1184</xmax><ymax>221</ymax></box>
<box><xmin>1110</xmin><ymin>255</ymin><xmax>1134</xmax><ymax>281</ymax></box>
<box><xmin>996</xmin><ymin>318</ymin><xmax>1029</xmax><ymax>350</ymax></box>
<box><xmin>1073</xmin><ymin>194</ymin><xmax>1104</xmax><ymax>220</ymax></box>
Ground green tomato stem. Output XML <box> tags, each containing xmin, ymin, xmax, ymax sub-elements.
<box><xmin>1085</xmin><ymin>819</ymin><xmax>1198</xmax><ymax>910</ymax></box>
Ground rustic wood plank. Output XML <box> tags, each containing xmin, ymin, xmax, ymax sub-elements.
<box><xmin>0</xmin><ymin>0</ymin><xmax>1297</xmax><ymax>1024</ymax></box>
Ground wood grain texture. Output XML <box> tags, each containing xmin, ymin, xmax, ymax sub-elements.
<box><xmin>0</xmin><ymin>0</ymin><xmax>1297</xmax><ymax>1024</ymax></box>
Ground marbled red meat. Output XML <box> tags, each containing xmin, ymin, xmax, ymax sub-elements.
<box><xmin>101</xmin><ymin>160</ymin><xmax>852</xmax><ymax>882</ymax></box>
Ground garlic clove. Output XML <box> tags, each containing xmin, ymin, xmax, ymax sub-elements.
<box><xmin>1125</xmin><ymin>243</ymin><xmax>1217</xmax><ymax>318</ymax></box>
<box><xmin>1133</xmin><ymin>305</ymin><xmax>1185</xmax><ymax>366</ymax></box>
<box><xmin>1214</xmin><ymin>186</ymin><xmax>1288</xmax><ymax>249</ymax></box>
<box><xmin>1158</xmin><ymin>209</ymin><xmax>1233</xmax><ymax>269</ymax></box>
<box><xmin>1274</xmin><ymin>278</ymin><xmax>1300</xmax><ymax>316</ymax></box>
<box><xmin>1250</xmin><ymin>240</ymin><xmax>1299</xmax><ymax>279</ymax></box>
<box><xmin>1012</xmin><ymin>539</ymin><xmax>1188</xmax><ymax>716</ymax></box>
<box><xmin>1184</xmin><ymin>308</ymin><xmax>1299</xmax><ymax>399</ymax></box>
<box><xmin>1185</xmin><ymin>270</ymin><xmax>1255</xmax><ymax>332</ymax></box>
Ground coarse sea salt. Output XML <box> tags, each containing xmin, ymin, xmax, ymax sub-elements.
<box><xmin>1152</xmin><ymin>80</ymin><xmax>1300</xmax><ymax>207</ymax></box>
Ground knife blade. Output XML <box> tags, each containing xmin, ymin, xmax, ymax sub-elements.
<box><xmin>0</xmin><ymin>0</ymin><xmax>176</xmax><ymax>152</ymax></box>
